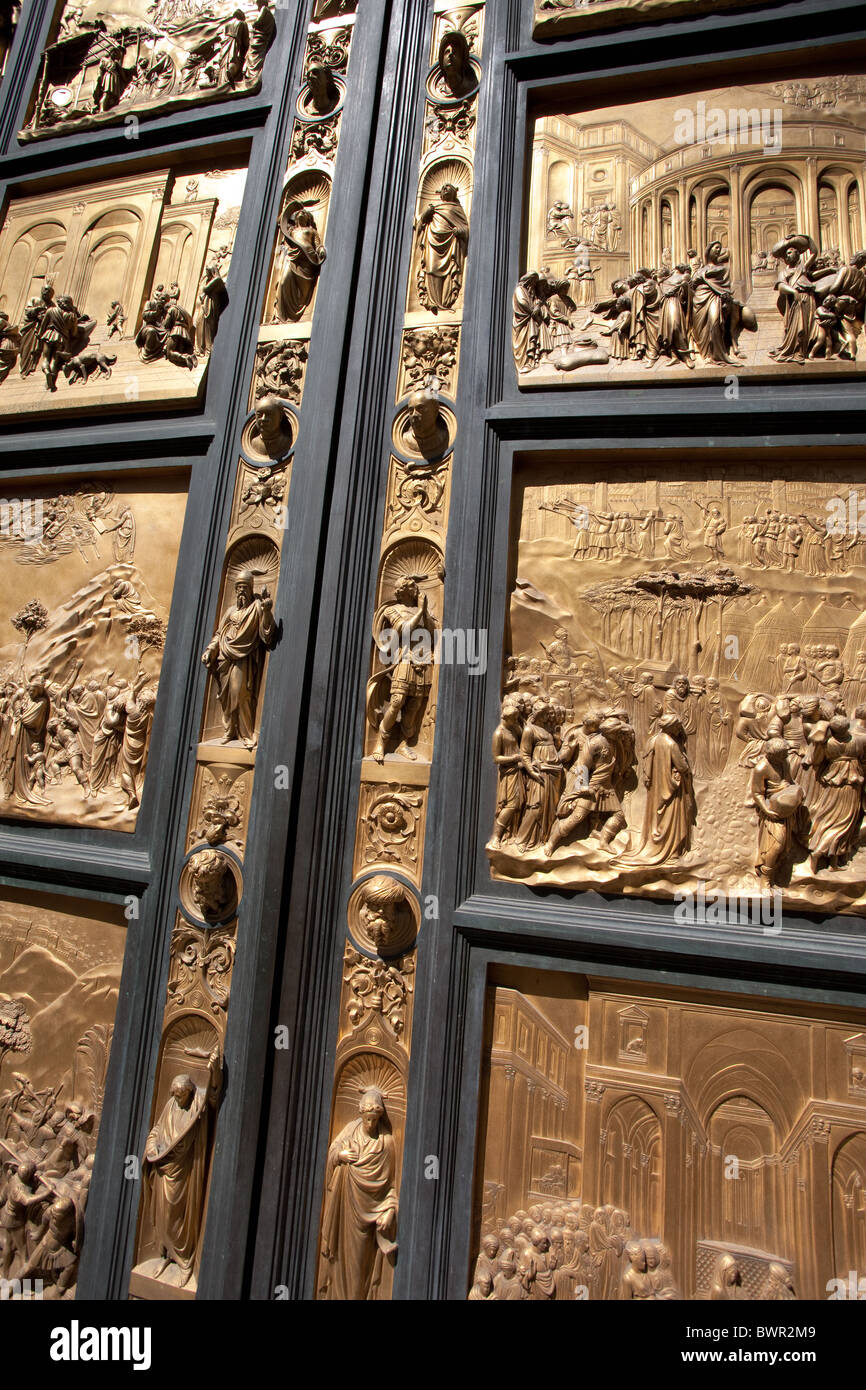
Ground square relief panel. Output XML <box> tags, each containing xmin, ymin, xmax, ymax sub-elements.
<box><xmin>0</xmin><ymin>886</ymin><xmax>128</xmax><ymax>1299</ymax></box>
<box><xmin>471</xmin><ymin>968</ymin><xmax>866</xmax><ymax>1301</ymax></box>
<box><xmin>489</xmin><ymin>454</ymin><xmax>866</xmax><ymax>917</ymax></box>
<box><xmin>517</xmin><ymin>73</ymin><xmax>866</xmax><ymax>388</ymax></box>
<box><xmin>0</xmin><ymin>163</ymin><xmax>246</xmax><ymax>417</ymax></box>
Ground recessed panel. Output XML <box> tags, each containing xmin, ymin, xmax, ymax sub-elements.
<box><xmin>0</xmin><ymin>471</ymin><xmax>188</xmax><ymax>830</ymax></box>
<box><xmin>470</xmin><ymin>969</ymin><xmax>866</xmax><ymax>1300</ymax></box>
<box><xmin>489</xmin><ymin>456</ymin><xmax>866</xmax><ymax>917</ymax></box>
<box><xmin>517</xmin><ymin>74</ymin><xmax>866</xmax><ymax>387</ymax></box>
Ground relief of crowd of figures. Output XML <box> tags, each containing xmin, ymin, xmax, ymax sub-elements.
<box><xmin>516</xmin><ymin>79</ymin><xmax>866</xmax><ymax>385</ymax></box>
<box><xmin>0</xmin><ymin>261</ymin><xmax>228</xmax><ymax>392</ymax></box>
<box><xmin>0</xmin><ymin>895</ymin><xmax>125</xmax><ymax>1299</ymax></box>
<box><xmin>20</xmin><ymin>0</ymin><xmax>276</xmax><ymax>140</ymax></box>
<box><xmin>470</xmin><ymin>1200</ymin><xmax>803</xmax><ymax>1300</ymax></box>
<box><xmin>490</xmin><ymin>472</ymin><xmax>866</xmax><ymax>913</ymax></box>
<box><xmin>0</xmin><ymin>165</ymin><xmax>242</xmax><ymax>414</ymax></box>
<box><xmin>0</xmin><ymin>479</ymin><xmax>187</xmax><ymax>829</ymax></box>
<box><xmin>471</xmin><ymin>981</ymin><xmax>866</xmax><ymax>1300</ymax></box>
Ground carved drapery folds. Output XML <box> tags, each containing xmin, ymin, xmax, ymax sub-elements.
<box><xmin>0</xmin><ymin>476</ymin><xmax>187</xmax><ymax>831</ymax></box>
<box><xmin>130</xmin><ymin>2</ymin><xmax>361</xmax><ymax>1302</ymax></box>
<box><xmin>517</xmin><ymin>77</ymin><xmax>866</xmax><ymax>387</ymax></box>
<box><xmin>316</xmin><ymin>1</ymin><xmax>485</xmax><ymax>1301</ymax></box>
<box><xmin>20</xmin><ymin>0</ymin><xmax>277</xmax><ymax>142</ymax></box>
<box><xmin>316</xmin><ymin>873</ymin><xmax>419</xmax><ymax>1301</ymax></box>
<box><xmin>488</xmin><ymin>460</ymin><xmax>866</xmax><ymax>917</ymax></box>
<box><xmin>0</xmin><ymin>165</ymin><xmax>245</xmax><ymax>417</ymax></box>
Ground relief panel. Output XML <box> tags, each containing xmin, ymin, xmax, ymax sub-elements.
<box><xmin>489</xmin><ymin>456</ymin><xmax>866</xmax><ymax>917</ymax></box>
<box><xmin>0</xmin><ymin>888</ymin><xmax>128</xmax><ymax>1299</ymax></box>
<box><xmin>0</xmin><ymin>472</ymin><xmax>188</xmax><ymax>831</ymax></box>
<box><xmin>471</xmin><ymin>971</ymin><xmax>866</xmax><ymax>1300</ymax></box>
<box><xmin>517</xmin><ymin>75</ymin><xmax>866</xmax><ymax>387</ymax></box>
<box><xmin>20</xmin><ymin>0</ymin><xmax>276</xmax><ymax>141</ymax></box>
<box><xmin>0</xmin><ymin>164</ymin><xmax>244</xmax><ymax>417</ymax></box>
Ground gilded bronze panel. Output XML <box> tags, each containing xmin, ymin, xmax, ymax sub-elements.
<box><xmin>489</xmin><ymin>457</ymin><xmax>866</xmax><ymax>916</ymax></box>
<box><xmin>0</xmin><ymin>473</ymin><xmax>188</xmax><ymax>831</ymax></box>
<box><xmin>518</xmin><ymin>76</ymin><xmax>866</xmax><ymax>387</ymax></box>
<box><xmin>471</xmin><ymin>970</ymin><xmax>866</xmax><ymax>1300</ymax></box>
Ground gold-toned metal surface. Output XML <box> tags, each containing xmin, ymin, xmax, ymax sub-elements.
<box><xmin>19</xmin><ymin>1</ymin><xmax>276</xmax><ymax>142</ymax></box>
<box><xmin>518</xmin><ymin>76</ymin><xmax>866</xmax><ymax>386</ymax></box>
<box><xmin>471</xmin><ymin>972</ymin><xmax>866</xmax><ymax>1300</ymax></box>
<box><xmin>129</xmin><ymin>4</ymin><xmax>363</xmax><ymax>1300</ymax></box>
<box><xmin>0</xmin><ymin>165</ymin><xmax>245</xmax><ymax>417</ymax></box>
<box><xmin>0</xmin><ymin>474</ymin><xmax>188</xmax><ymax>830</ymax></box>
<box><xmin>315</xmin><ymin>0</ymin><xmax>487</xmax><ymax>1299</ymax></box>
<box><xmin>488</xmin><ymin>456</ymin><xmax>866</xmax><ymax>916</ymax></box>
<box><xmin>0</xmin><ymin>888</ymin><xmax>127</xmax><ymax>1299</ymax></box>
<box><xmin>533</xmin><ymin>0</ymin><xmax>763</xmax><ymax>39</ymax></box>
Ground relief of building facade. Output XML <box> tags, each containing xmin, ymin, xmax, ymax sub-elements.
<box><xmin>517</xmin><ymin>77</ymin><xmax>866</xmax><ymax>386</ymax></box>
<box><xmin>0</xmin><ymin>164</ymin><xmax>243</xmax><ymax>415</ymax></box>
<box><xmin>471</xmin><ymin>975</ymin><xmax>866</xmax><ymax>1300</ymax></box>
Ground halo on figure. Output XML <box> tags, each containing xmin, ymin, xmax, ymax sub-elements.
<box><xmin>417</xmin><ymin>156</ymin><xmax>473</xmax><ymax>216</ymax></box>
<box><xmin>224</xmin><ymin>536</ymin><xmax>280</xmax><ymax>593</ymax></box>
<box><xmin>377</xmin><ymin>538</ymin><xmax>444</xmax><ymax>604</ymax></box>
<box><xmin>336</xmin><ymin>1054</ymin><xmax>406</xmax><ymax>1111</ymax></box>
<box><xmin>279</xmin><ymin>171</ymin><xmax>331</xmax><ymax>242</ymax></box>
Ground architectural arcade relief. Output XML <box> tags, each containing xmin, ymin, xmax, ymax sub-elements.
<box><xmin>0</xmin><ymin>163</ymin><xmax>244</xmax><ymax>417</ymax></box>
<box><xmin>470</xmin><ymin>974</ymin><xmax>866</xmax><ymax>1300</ymax></box>
<box><xmin>516</xmin><ymin>75</ymin><xmax>866</xmax><ymax>386</ymax></box>
<box><xmin>20</xmin><ymin>0</ymin><xmax>276</xmax><ymax>141</ymax></box>
<box><xmin>0</xmin><ymin>474</ymin><xmax>188</xmax><ymax>830</ymax></box>
<box><xmin>0</xmin><ymin>888</ymin><xmax>127</xmax><ymax>1299</ymax></box>
<box><xmin>489</xmin><ymin>459</ymin><xmax>866</xmax><ymax>916</ymax></box>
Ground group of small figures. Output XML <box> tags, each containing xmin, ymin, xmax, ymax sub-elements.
<box><xmin>513</xmin><ymin>237</ymin><xmax>866</xmax><ymax>373</ymax></box>
<box><xmin>33</xmin><ymin>2</ymin><xmax>276</xmax><ymax>132</ymax></box>
<box><xmin>0</xmin><ymin>1079</ymin><xmax>95</xmax><ymax>1299</ymax></box>
<box><xmin>544</xmin><ymin>498</ymin><xmax>866</xmax><ymax>577</ymax></box>
<box><xmin>738</xmin><ymin>511</ymin><xmax>866</xmax><ymax>575</ymax></box>
<box><xmin>0</xmin><ymin>288</ymin><xmax>103</xmax><ymax>392</ymax></box>
<box><xmin>546</xmin><ymin>200</ymin><xmax>621</xmax><ymax>252</ymax></box>
<box><xmin>469</xmin><ymin>1200</ymin><xmax>680</xmax><ymax>1301</ymax></box>
<box><xmin>0</xmin><ymin>665</ymin><xmax>157</xmax><ymax>814</ymax></box>
<box><xmin>0</xmin><ymin>267</ymin><xmax>227</xmax><ymax>391</ymax></box>
<box><xmin>490</xmin><ymin>663</ymin><xmax>866</xmax><ymax>883</ymax></box>
<box><xmin>135</xmin><ymin>270</ymin><xmax>228</xmax><ymax>370</ymax></box>
<box><xmin>507</xmin><ymin>642</ymin><xmax>733</xmax><ymax>778</ymax></box>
